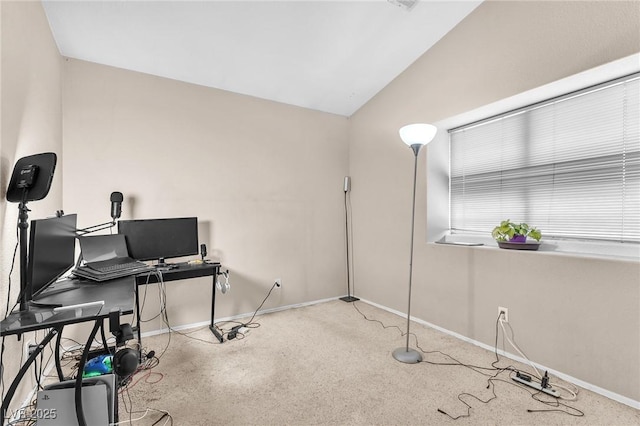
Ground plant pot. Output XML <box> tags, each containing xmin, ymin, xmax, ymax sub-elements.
<box><xmin>498</xmin><ymin>240</ymin><xmax>541</xmax><ymax>250</ymax></box>
<box><xmin>509</xmin><ymin>234</ymin><xmax>527</xmax><ymax>243</ymax></box>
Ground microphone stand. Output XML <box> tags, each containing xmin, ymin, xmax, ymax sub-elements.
<box><xmin>75</xmin><ymin>193</ymin><xmax>122</xmax><ymax>271</ymax></box>
<box><xmin>75</xmin><ymin>220</ymin><xmax>116</xmax><ymax>236</ymax></box>
<box><xmin>18</xmin><ymin>200</ymin><xmax>31</xmax><ymax>313</ymax></box>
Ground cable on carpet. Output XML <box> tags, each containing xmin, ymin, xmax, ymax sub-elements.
<box><xmin>165</xmin><ymin>279</ymin><xmax>276</xmax><ymax>344</ymax></box>
<box><xmin>214</xmin><ymin>280</ymin><xmax>278</xmax><ymax>341</ymax></box>
<box><xmin>350</xmin><ymin>301</ymin><xmax>584</xmax><ymax>419</ymax></box>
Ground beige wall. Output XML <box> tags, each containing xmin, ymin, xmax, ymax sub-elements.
<box><xmin>2</xmin><ymin>0</ymin><xmax>639</xmax><ymax>413</ymax></box>
<box><xmin>62</xmin><ymin>59</ymin><xmax>349</xmax><ymax>331</ymax></box>
<box><xmin>349</xmin><ymin>1</ymin><xmax>640</xmax><ymax>403</ymax></box>
<box><xmin>0</xmin><ymin>0</ymin><xmax>64</xmax><ymax>413</ymax></box>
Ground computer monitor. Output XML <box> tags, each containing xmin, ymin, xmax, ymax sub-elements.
<box><xmin>26</xmin><ymin>214</ymin><xmax>78</xmax><ymax>302</ymax></box>
<box><xmin>118</xmin><ymin>217</ymin><xmax>198</xmax><ymax>264</ymax></box>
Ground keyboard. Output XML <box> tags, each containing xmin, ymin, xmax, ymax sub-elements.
<box><xmin>90</xmin><ymin>261</ymin><xmax>147</xmax><ymax>273</ymax></box>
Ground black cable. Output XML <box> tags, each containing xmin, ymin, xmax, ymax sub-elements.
<box><xmin>437</xmin><ymin>379</ymin><xmax>500</xmax><ymax>420</ymax></box>
<box><xmin>167</xmin><ymin>280</ymin><xmax>275</xmax><ymax>345</ymax></box>
<box><xmin>133</xmin><ymin>270</ymin><xmax>171</xmax><ymax>358</ymax></box>
<box><xmin>352</xmin><ymin>302</ymin><xmax>584</xmax><ymax>420</ymax></box>
<box><xmin>137</xmin><ymin>272</ymin><xmax>153</xmax><ymax>323</ymax></box>
<box><xmin>352</xmin><ymin>302</ymin><xmax>503</xmax><ymax>375</ymax></box>
<box><xmin>139</xmin><ymin>273</ymin><xmax>164</xmax><ymax>323</ymax></box>
<box><xmin>152</xmin><ymin>412</ymin><xmax>171</xmax><ymax>426</ymax></box>
<box><xmin>4</xmin><ymin>238</ymin><xmax>19</xmax><ymax>318</ymax></box>
<box><xmin>243</xmin><ymin>281</ymin><xmax>278</xmax><ymax>327</ymax></box>
<box><xmin>99</xmin><ymin>321</ymin><xmax>111</xmax><ymax>356</ymax></box>
<box><xmin>117</xmin><ymin>354</ymin><xmax>173</xmax><ymax>426</ymax></box>
<box><xmin>136</xmin><ymin>269</ymin><xmax>172</xmax><ymax>349</ymax></box>
<box><xmin>37</xmin><ymin>345</ymin><xmax>45</xmax><ymax>390</ymax></box>
<box><xmin>152</xmin><ymin>271</ymin><xmax>172</xmax><ymax>360</ymax></box>
<box><xmin>528</xmin><ymin>391</ymin><xmax>584</xmax><ymax>417</ymax></box>
<box><xmin>1</xmin><ymin>229</ymin><xmax>21</xmax><ymax>398</ymax></box>
<box><xmin>120</xmin><ymin>384</ymin><xmax>134</xmax><ymax>425</ymax></box>
<box><xmin>205</xmin><ymin>281</ymin><xmax>275</xmax><ymax>342</ymax></box>
<box><xmin>33</xmin><ymin>357</ymin><xmax>39</xmax><ymax>389</ymax></box>
<box><xmin>0</xmin><ymin>337</ymin><xmax>6</xmax><ymax>398</ymax></box>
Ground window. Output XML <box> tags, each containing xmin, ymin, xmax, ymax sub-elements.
<box><xmin>448</xmin><ymin>73</ymin><xmax>639</xmax><ymax>243</ymax></box>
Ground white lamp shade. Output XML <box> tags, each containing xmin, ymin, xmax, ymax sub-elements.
<box><xmin>399</xmin><ymin>123</ymin><xmax>437</xmax><ymax>147</ymax></box>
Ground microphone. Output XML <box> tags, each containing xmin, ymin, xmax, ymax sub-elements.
<box><xmin>110</xmin><ymin>192</ymin><xmax>123</xmax><ymax>220</ymax></box>
<box><xmin>344</xmin><ymin>176</ymin><xmax>351</xmax><ymax>193</ymax></box>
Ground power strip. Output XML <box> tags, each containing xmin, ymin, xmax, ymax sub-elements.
<box><xmin>512</xmin><ymin>373</ymin><xmax>560</xmax><ymax>398</ymax></box>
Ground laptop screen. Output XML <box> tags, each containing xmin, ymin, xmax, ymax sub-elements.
<box><xmin>79</xmin><ymin>234</ymin><xmax>130</xmax><ymax>263</ymax></box>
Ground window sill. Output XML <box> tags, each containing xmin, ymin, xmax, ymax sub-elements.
<box><xmin>436</xmin><ymin>233</ymin><xmax>640</xmax><ymax>262</ymax></box>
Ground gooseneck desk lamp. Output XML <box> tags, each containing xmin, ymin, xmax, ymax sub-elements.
<box><xmin>392</xmin><ymin>123</ymin><xmax>437</xmax><ymax>364</ymax></box>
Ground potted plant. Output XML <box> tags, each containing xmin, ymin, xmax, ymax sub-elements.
<box><xmin>491</xmin><ymin>219</ymin><xmax>542</xmax><ymax>243</ymax></box>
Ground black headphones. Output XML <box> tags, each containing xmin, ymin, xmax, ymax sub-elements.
<box><xmin>109</xmin><ymin>310</ymin><xmax>139</xmax><ymax>377</ymax></box>
<box><xmin>113</xmin><ymin>347</ymin><xmax>139</xmax><ymax>377</ymax></box>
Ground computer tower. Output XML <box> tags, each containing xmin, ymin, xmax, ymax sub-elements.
<box><xmin>35</xmin><ymin>374</ymin><xmax>115</xmax><ymax>426</ymax></box>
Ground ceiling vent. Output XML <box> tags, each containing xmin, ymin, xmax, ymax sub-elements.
<box><xmin>387</xmin><ymin>0</ymin><xmax>419</xmax><ymax>11</ymax></box>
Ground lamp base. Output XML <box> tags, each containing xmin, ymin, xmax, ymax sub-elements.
<box><xmin>392</xmin><ymin>347</ymin><xmax>423</xmax><ymax>364</ymax></box>
<box><xmin>339</xmin><ymin>296</ymin><xmax>360</xmax><ymax>303</ymax></box>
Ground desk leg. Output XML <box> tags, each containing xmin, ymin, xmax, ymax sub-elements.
<box><xmin>135</xmin><ymin>282</ymin><xmax>143</xmax><ymax>362</ymax></box>
<box><xmin>1</xmin><ymin>328</ymin><xmax>59</xmax><ymax>422</ymax></box>
<box><xmin>208</xmin><ymin>265</ymin><xmax>223</xmax><ymax>343</ymax></box>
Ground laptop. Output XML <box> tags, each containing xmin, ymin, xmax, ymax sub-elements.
<box><xmin>74</xmin><ymin>234</ymin><xmax>151</xmax><ymax>281</ymax></box>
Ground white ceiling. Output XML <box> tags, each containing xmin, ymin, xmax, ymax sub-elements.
<box><xmin>42</xmin><ymin>0</ymin><xmax>481</xmax><ymax>117</ymax></box>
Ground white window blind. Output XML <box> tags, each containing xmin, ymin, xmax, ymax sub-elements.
<box><xmin>449</xmin><ymin>74</ymin><xmax>640</xmax><ymax>243</ymax></box>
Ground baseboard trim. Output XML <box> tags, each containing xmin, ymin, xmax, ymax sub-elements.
<box><xmin>140</xmin><ymin>296</ymin><xmax>342</xmax><ymax>338</ymax></box>
<box><xmin>359</xmin><ymin>298</ymin><xmax>640</xmax><ymax>410</ymax></box>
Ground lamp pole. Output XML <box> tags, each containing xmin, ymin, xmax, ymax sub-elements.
<box><xmin>392</xmin><ymin>143</ymin><xmax>423</xmax><ymax>363</ymax></box>
<box><xmin>392</xmin><ymin>123</ymin><xmax>437</xmax><ymax>364</ymax></box>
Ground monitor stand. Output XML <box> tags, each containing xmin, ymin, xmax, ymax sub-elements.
<box><xmin>13</xmin><ymin>309</ymin><xmax>41</xmax><ymax>327</ymax></box>
<box><xmin>154</xmin><ymin>258</ymin><xmax>178</xmax><ymax>271</ymax></box>
<box><xmin>6</xmin><ymin>306</ymin><xmax>55</xmax><ymax>334</ymax></box>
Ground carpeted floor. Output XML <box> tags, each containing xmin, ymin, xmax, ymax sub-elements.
<box><xmin>119</xmin><ymin>300</ymin><xmax>639</xmax><ymax>425</ymax></box>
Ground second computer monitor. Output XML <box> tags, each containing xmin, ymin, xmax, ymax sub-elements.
<box><xmin>118</xmin><ymin>217</ymin><xmax>198</xmax><ymax>264</ymax></box>
<box><xmin>27</xmin><ymin>213</ymin><xmax>78</xmax><ymax>301</ymax></box>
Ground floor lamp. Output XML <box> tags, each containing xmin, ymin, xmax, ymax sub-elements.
<box><xmin>392</xmin><ymin>123</ymin><xmax>437</xmax><ymax>364</ymax></box>
<box><xmin>340</xmin><ymin>176</ymin><xmax>359</xmax><ymax>302</ymax></box>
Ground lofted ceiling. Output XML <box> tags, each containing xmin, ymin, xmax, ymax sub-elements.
<box><xmin>42</xmin><ymin>0</ymin><xmax>482</xmax><ymax>117</ymax></box>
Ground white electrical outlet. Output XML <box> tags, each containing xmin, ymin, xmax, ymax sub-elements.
<box><xmin>275</xmin><ymin>278</ymin><xmax>282</xmax><ymax>288</ymax></box>
<box><xmin>498</xmin><ymin>306</ymin><xmax>509</xmax><ymax>322</ymax></box>
<box><xmin>23</xmin><ymin>341</ymin><xmax>31</xmax><ymax>359</ymax></box>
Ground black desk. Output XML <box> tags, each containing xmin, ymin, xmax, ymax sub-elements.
<box><xmin>134</xmin><ymin>262</ymin><xmax>223</xmax><ymax>349</ymax></box>
<box><xmin>1</xmin><ymin>277</ymin><xmax>135</xmax><ymax>335</ymax></box>
<box><xmin>0</xmin><ymin>276</ymin><xmax>135</xmax><ymax>425</ymax></box>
